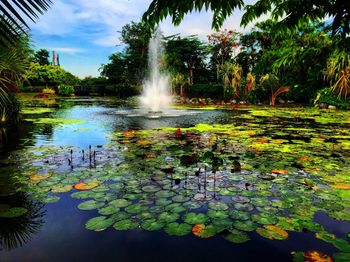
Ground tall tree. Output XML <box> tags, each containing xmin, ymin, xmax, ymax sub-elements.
<box><xmin>165</xmin><ymin>36</ymin><xmax>208</xmax><ymax>85</ymax></box>
<box><xmin>34</xmin><ymin>48</ymin><xmax>50</xmax><ymax>66</ymax></box>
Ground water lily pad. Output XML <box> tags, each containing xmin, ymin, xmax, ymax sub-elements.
<box><xmin>98</xmin><ymin>205</ymin><xmax>120</xmax><ymax>215</ymax></box>
<box><xmin>0</xmin><ymin>207</ymin><xmax>28</xmax><ymax>218</ymax></box>
<box><xmin>141</xmin><ymin>219</ymin><xmax>165</xmax><ymax>231</ymax></box>
<box><xmin>192</xmin><ymin>224</ymin><xmax>217</xmax><ymax>238</ymax></box>
<box><xmin>234</xmin><ymin>203</ymin><xmax>254</xmax><ymax>212</ymax></box>
<box><xmin>78</xmin><ymin>200</ymin><xmax>104</xmax><ymax>211</ymax></box>
<box><xmin>74</xmin><ymin>181</ymin><xmax>99</xmax><ymax>190</ymax></box>
<box><xmin>207</xmin><ymin>210</ymin><xmax>229</xmax><ymax>219</ymax></box>
<box><xmin>165</xmin><ymin>203</ymin><xmax>186</xmax><ymax>213</ymax></box>
<box><xmin>333</xmin><ymin>252</ymin><xmax>350</xmax><ymax>262</ymax></box>
<box><xmin>256</xmin><ymin>225</ymin><xmax>289</xmax><ymax>240</ymax></box>
<box><xmin>30</xmin><ymin>173</ymin><xmax>52</xmax><ymax>181</ymax></box>
<box><xmin>155</xmin><ymin>190</ymin><xmax>176</xmax><ymax>198</ymax></box>
<box><xmin>172</xmin><ymin>195</ymin><xmax>190</xmax><ymax>203</ymax></box>
<box><xmin>125</xmin><ymin>204</ymin><xmax>147</xmax><ymax>214</ymax></box>
<box><xmin>233</xmin><ymin>220</ymin><xmax>258</xmax><ymax>232</ymax></box>
<box><xmin>224</xmin><ymin>229</ymin><xmax>250</xmax><ymax>243</ymax></box>
<box><xmin>183</xmin><ymin>213</ymin><xmax>209</xmax><ymax>224</ymax></box>
<box><xmin>142</xmin><ymin>185</ymin><xmax>161</xmax><ymax>193</ymax></box>
<box><xmin>164</xmin><ymin>222</ymin><xmax>192</xmax><ymax>236</ymax></box>
<box><xmin>159</xmin><ymin>212</ymin><xmax>180</xmax><ymax>223</ymax></box>
<box><xmin>85</xmin><ymin>216</ymin><xmax>114</xmax><ymax>231</ymax></box>
<box><xmin>110</xmin><ymin>199</ymin><xmax>132</xmax><ymax>208</ymax></box>
<box><xmin>252</xmin><ymin>213</ymin><xmax>278</xmax><ymax>225</ymax></box>
<box><xmin>51</xmin><ymin>184</ymin><xmax>72</xmax><ymax>193</ymax></box>
<box><xmin>208</xmin><ymin>202</ymin><xmax>229</xmax><ymax>211</ymax></box>
<box><xmin>42</xmin><ymin>195</ymin><xmax>60</xmax><ymax>204</ymax></box>
<box><xmin>113</xmin><ymin>219</ymin><xmax>138</xmax><ymax>230</ymax></box>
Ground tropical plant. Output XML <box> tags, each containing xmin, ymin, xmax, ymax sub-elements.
<box><xmin>0</xmin><ymin>34</ymin><xmax>31</xmax><ymax>124</ymax></box>
<box><xmin>0</xmin><ymin>0</ymin><xmax>52</xmax><ymax>47</ymax></box>
<box><xmin>57</xmin><ymin>85</ymin><xmax>74</xmax><ymax>96</ymax></box>
<box><xmin>244</xmin><ymin>72</ymin><xmax>256</xmax><ymax>96</ymax></box>
<box><xmin>165</xmin><ymin>36</ymin><xmax>208</xmax><ymax>86</ymax></box>
<box><xmin>42</xmin><ymin>87</ymin><xmax>55</xmax><ymax>94</ymax></box>
<box><xmin>325</xmin><ymin>50</ymin><xmax>350</xmax><ymax>98</ymax></box>
<box><xmin>171</xmin><ymin>73</ymin><xmax>187</xmax><ymax>96</ymax></box>
<box><xmin>33</xmin><ymin>49</ymin><xmax>50</xmax><ymax>65</ymax></box>
<box><xmin>218</xmin><ymin>62</ymin><xmax>242</xmax><ymax>98</ymax></box>
<box><xmin>260</xmin><ymin>74</ymin><xmax>289</xmax><ymax>106</ymax></box>
<box><xmin>143</xmin><ymin>0</ymin><xmax>350</xmax><ymax>37</ymax></box>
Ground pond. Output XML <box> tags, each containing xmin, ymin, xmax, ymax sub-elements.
<box><xmin>0</xmin><ymin>95</ymin><xmax>350</xmax><ymax>262</ymax></box>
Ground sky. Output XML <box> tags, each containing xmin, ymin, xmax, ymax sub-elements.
<box><xmin>28</xmin><ymin>0</ymin><xmax>259</xmax><ymax>78</ymax></box>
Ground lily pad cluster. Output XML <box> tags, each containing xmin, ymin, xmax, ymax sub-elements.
<box><xmin>4</xmin><ymin>106</ymin><xmax>350</xmax><ymax>259</ymax></box>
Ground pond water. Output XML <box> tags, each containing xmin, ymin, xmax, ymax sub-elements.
<box><xmin>0</xmin><ymin>95</ymin><xmax>350</xmax><ymax>262</ymax></box>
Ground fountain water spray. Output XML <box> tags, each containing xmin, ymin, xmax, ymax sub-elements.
<box><xmin>139</xmin><ymin>30</ymin><xmax>172</xmax><ymax>112</ymax></box>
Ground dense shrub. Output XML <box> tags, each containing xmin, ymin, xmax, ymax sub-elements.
<box><xmin>105</xmin><ymin>84</ymin><xmax>139</xmax><ymax>97</ymax></box>
<box><xmin>189</xmin><ymin>84</ymin><xmax>224</xmax><ymax>99</ymax></box>
<box><xmin>42</xmin><ymin>87</ymin><xmax>55</xmax><ymax>94</ymax></box>
<box><xmin>314</xmin><ymin>87</ymin><xmax>350</xmax><ymax>109</ymax></box>
<box><xmin>57</xmin><ymin>85</ymin><xmax>74</xmax><ymax>96</ymax></box>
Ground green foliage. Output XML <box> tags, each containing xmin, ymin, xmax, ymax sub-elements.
<box><xmin>218</xmin><ymin>62</ymin><xmax>242</xmax><ymax>98</ymax></box>
<box><xmin>314</xmin><ymin>87</ymin><xmax>350</xmax><ymax>109</ymax></box>
<box><xmin>24</xmin><ymin>62</ymin><xmax>80</xmax><ymax>87</ymax></box>
<box><xmin>189</xmin><ymin>84</ymin><xmax>223</xmax><ymax>99</ymax></box>
<box><xmin>325</xmin><ymin>50</ymin><xmax>350</xmax><ymax>98</ymax></box>
<box><xmin>165</xmin><ymin>36</ymin><xmax>209</xmax><ymax>85</ymax></box>
<box><xmin>42</xmin><ymin>87</ymin><xmax>55</xmax><ymax>95</ymax></box>
<box><xmin>0</xmin><ymin>1</ymin><xmax>52</xmax><ymax>47</ymax></box>
<box><xmin>33</xmin><ymin>49</ymin><xmax>50</xmax><ymax>66</ymax></box>
<box><xmin>57</xmin><ymin>85</ymin><xmax>74</xmax><ymax>97</ymax></box>
<box><xmin>143</xmin><ymin>0</ymin><xmax>350</xmax><ymax>37</ymax></box>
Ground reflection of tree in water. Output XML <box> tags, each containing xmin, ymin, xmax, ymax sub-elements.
<box><xmin>0</xmin><ymin>192</ymin><xmax>45</xmax><ymax>251</ymax></box>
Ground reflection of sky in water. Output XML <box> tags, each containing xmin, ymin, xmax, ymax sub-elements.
<box><xmin>34</xmin><ymin>105</ymin><xmax>232</xmax><ymax>148</ymax></box>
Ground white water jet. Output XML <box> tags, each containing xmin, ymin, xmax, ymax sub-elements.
<box><xmin>139</xmin><ymin>30</ymin><xmax>172</xmax><ymax>112</ymax></box>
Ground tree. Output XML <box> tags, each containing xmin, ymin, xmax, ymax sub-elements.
<box><xmin>0</xmin><ymin>0</ymin><xmax>52</xmax><ymax>47</ymax></box>
<box><xmin>34</xmin><ymin>49</ymin><xmax>50</xmax><ymax>65</ymax></box>
<box><xmin>208</xmin><ymin>29</ymin><xmax>241</xmax><ymax>67</ymax></box>
<box><xmin>119</xmin><ymin>21</ymin><xmax>153</xmax><ymax>86</ymax></box>
<box><xmin>143</xmin><ymin>0</ymin><xmax>350</xmax><ymax>37</ymax></box>
<box><xmin>165</xmin><ymin>36</ymin><xmax>208</xmax><ymax>85</ymax></box>
<box><xmin>100</xmin><ymin>53</ymin><xmax>128</xmax><ymax>84</ymax></box>
<box><xmin>0</xmin><ymin>34</ymin><xmax>31</xmax><ymax>124</ymax></box>
<box><xmin>218</xmin><ymin>62</ymin><xmax>242</xmax><ymax>98</ymax></box>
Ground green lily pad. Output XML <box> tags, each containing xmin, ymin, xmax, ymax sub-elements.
<box><xmin>207</xmin><ymin>210</ymin><xmax>229</xmax><ymax>219</ymax></box>
<box><xmin>98</xmin><ymin>205</ymin><xmax>120</xmax><ymax>215</ymax></box>
<box><xmin>164</xmin><ymin>222</ymin><xmax>192</xmax><ymax>236</ymax></box>
<box><xmin>183</xmin><ymin>213</ymin><xmax>209</xmax><ymax>224</ymax></box>
<box><xmin>232</xmin><ymin>220</ymin><xmax>258</xmax><ymax>232</ymax></box>
<box><xmin>333</xmin><ymin>252</ymin><xmax>350</xmax><ymax>262</ymax></box>
<box><xmin>113</xmin><ymin>219</ymin><xmax>139</xmax><ymax>230</ymax></box>
<box><xmin>85</xmin><ymin>216</ymin><xmax>114</xmax><ymax>231</ymax></box>
<box><xmin>159</xmin><ymin>212</ymin><xmax>180</xmax><ymax>223</ymax></box>
<box><xmin>78</xmin><ymin>200</ymin><xmax>104</xmax><ymax>211</ymax></box>
<box><xmin>252</xmin><ymin>214</ymin><xmax>278</xmax><ymax>225</ymax></box>
<box><xmin>42</xmin><ymin>195</ymin><xmax>60</xmax><ymax>204</ymax></box>
<box><xmin>208</xmin><ymin>202</ymin><xmax>229</xmax><ymax>211</ymax></box>
<box><xmin>256</xmin><ymin>225</ymin><xmax>289</xmax><ymax>240</ymax></box>
<box><xmin>0</xmin><ymin>207</ymin><xmax>28</xmax><ymax>218</ymax></box>
<box><xmin>141</xmin><ymin>219</ymin><xmax>165</xmax><ymax>231</ymax></box>
<box><xmin>51</xmin><ymin>184</ymin><xmax>72</xmax><ymax>193</ymax></box>
<box><xmin>110</xmin><ymin>199</ymin><xmax>132</xmax><ymax>208</ymax></box>
<box><xmin>224</xmin><ymin>229</ymin><xmax>250</xmax><ymax>243</ymax></box>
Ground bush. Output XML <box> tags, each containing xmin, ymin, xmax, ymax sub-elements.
<box><xmin>42</xmin><ymin>87</ymin><xmax>55</xmax><ymax>94</ymax></box>
<box><xmin>314</xmin><ymin>87</ymin><xmax>350</xmax><ymax>109</ymax></box>
<box><xmin>57</xmin><ymin>85</ymin><xmax>74</xmax><ymax>96</ymax></box>
<box><xmin>105</xmin><ymin>84</ymin><xmax>139</xmax><ymax>97</ymax></box>
<box><xmin>189</xmin><ymin>83</ymin><xmax>224</xmax><ymax>99</ymax></box>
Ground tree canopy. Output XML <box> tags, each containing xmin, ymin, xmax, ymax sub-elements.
<box><xmin>143</xmin><ymin>0</ymin><xmax>350</xmax><ymax>37</ymax></box>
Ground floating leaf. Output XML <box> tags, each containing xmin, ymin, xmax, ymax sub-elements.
<box><xmin>164</xmin><ymin>222</ymin><xmax>192</xmax><ymax>236</ymax></box>
<box><xmin>109</xmin><ymin>199</ymin><xmax>132</xmax><ymax>208</ymax></box>
<box><xmin>85</xmin><ymin>216</ymin><xmax>114</xmax><ymax>231</ymax></box>
<box><xmin>183</xmin><ymin>213</ymin><xmax>208</xmax><ymax>224</ymax></box>
<box><xmin>141</xmin><ymin>219</ymin><xmax>164</xmax><ymax>231</ymax></box>
<box><xmin>30</xmin><ymin>173</ymin><xmax>51</xmax><ymax>181</ymax></box>
<box><xmin>78</xmin><ymin>200</ymin><xmax>104</xmax><ymax>211</ymax></box>
<box><xmin>256</xmin><ymin>225</ymin><xmax>289</xmax><ymax>240</ymax></box>
<box><xmin>224</xmin><ymin>229</ymin><xmax>250</xmax><ymax>243</ymax></box>
<box><xmin>0</xmin><ymin>207</ymin><xmax>28</xmax><ymax>218</ymax></box>
<box><xmin>303</xmin><ymin>251</ymin><xmax>333</xmax><ymax>262</ymax></box>
<box><xmin>208</xmin><ymin>202</ymin><xmax>229</xmax><ymax>211</ymax></box>
<box><xmin>74</xmin><ymin>181</ymin><xmax>99</xmax><ymax>190</ymax></box>
<box><xmin>113</xmin><ymin>219</ymin><xmax>138</xmax><ymax>230</ymax></box>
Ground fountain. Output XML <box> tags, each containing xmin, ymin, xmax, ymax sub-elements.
<box><xmin>139</xmin><ymin>30</ymin><xmax>172</xmax><ymax>115</ymax></box>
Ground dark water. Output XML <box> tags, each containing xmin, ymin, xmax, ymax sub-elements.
<box><xmin>0</xmin><ymin>96</ymin><xmax>349</xmax><ymax>262</ymax></box>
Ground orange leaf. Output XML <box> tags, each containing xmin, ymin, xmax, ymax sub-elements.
<box><xmin>256</xmin><ymin>138</ymin><xmax>269</xmax><ymax>143</ymax></box>
<box><xmin>30</xmin><ymin>173</ymin><xmax>51</xmax><ymax>181</ymax></box>
<box><xmin>298</xmin><ymin>156</ymin><xmax>309</xmax><ymax>162</ymax></box>
<box><xmin>74</xmin><ymin>181</ymin><xmax>99</xmax><ymax>190</ymax></box>
<box><xmin>144</xmin><ymin>154</ymin><xmax>155</xmax><ymax>159</ymax></box>
<box><xmin>192</xmin><ymin>224</ymin><xmax>205</xmax><ymax>237</ymax></box>
<box><xmin>329</xmin><ymin>183</ymin><xmax>350</xmax><ymax>190</ymax></box>
<box><xmin>272</xmin><ymin>169</ymin><xmax>289</xmax><ymax>175</ymax></box>
<box><xmin>303</xmin><ymin>250</ymin><xmax>333</xmax><ymax>262</ymax></box>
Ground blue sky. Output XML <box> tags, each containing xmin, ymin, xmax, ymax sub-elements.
<box><xmin>28</xmin><ymin>0</ymin><xmax>258</xmax><ymax>78</ymax></box>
